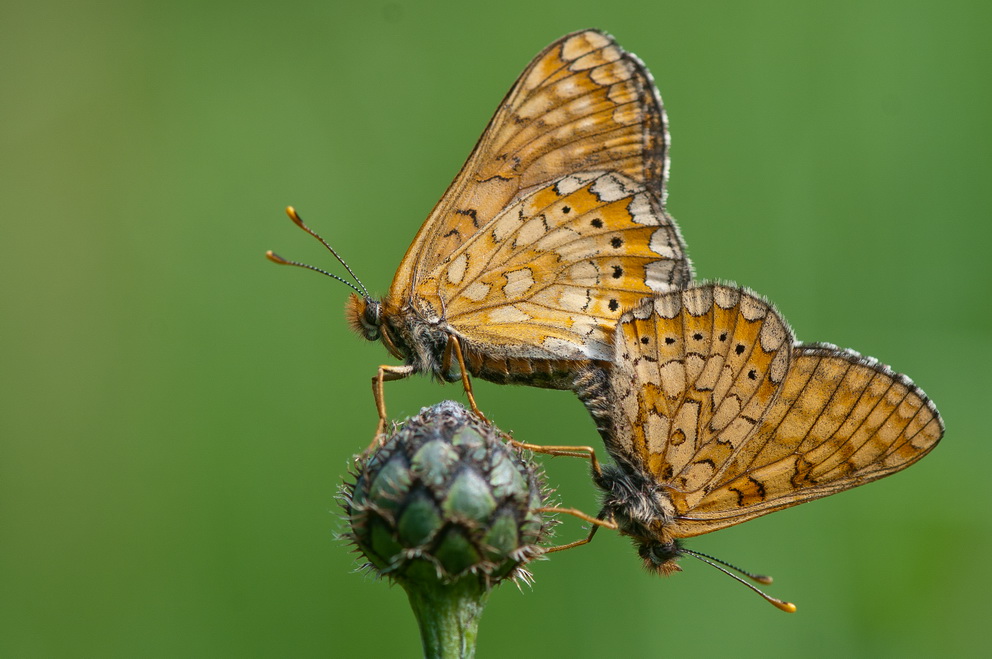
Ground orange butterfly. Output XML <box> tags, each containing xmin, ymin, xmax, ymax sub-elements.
<box><xmin>572</xmin><ymin>282</ymin><xmax>943</xmax><ymax>611</ymax></box>
<box><xmin>268</xmin><ymin>30</ymin><xmax>692</xmax><ymax>437</ymax></box>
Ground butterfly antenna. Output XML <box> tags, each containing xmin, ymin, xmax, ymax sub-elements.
<box><xmin>265</xmin><ymin>251</ymin><xmax>368</xmax><ymax>298</ymax></box>
<box><xmin>275</xmin><ymin>206</ymin><xmax>371</xmax><ymax>298</ymax></box>
<box><xmin>681</xmin><ymin>548</ymin><xmax>774</xmax><ymax>584</ymax></box>
<box><xmin>682</xmin><ymin>548</ymin><xmax>797</xmax><ymax>613</ymax></box>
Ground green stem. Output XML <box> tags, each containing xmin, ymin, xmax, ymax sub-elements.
<box><xmin>402</xmin><ymin>576</ymin><xmax>490</xmax><ymax>659</ymax></box>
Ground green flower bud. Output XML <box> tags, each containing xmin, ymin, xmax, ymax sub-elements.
<box><xmin>344</xmin><ymin>400</ymin><xmax>550</xmax><ymax>586</ymax></box>
<box><xmin>342</xmin><ymin>401</ymin><xmax>553</xmax><ymax>657</ymax></box>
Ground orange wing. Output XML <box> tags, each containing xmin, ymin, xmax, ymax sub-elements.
<box><xmin>387</xmin><ymin>29</ymin><xmax>691</xmax><ymax>359</ymax></box>
<box><xmin>603</xmin><ymin>283</ymin><xmax>943</xmax><ymax>537</ymax></box>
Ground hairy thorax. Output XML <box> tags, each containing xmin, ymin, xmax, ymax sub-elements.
<box><xmin>595</xmin><ymin>460</ymin><xmax>684</xmax><ymax>575</ymax></box>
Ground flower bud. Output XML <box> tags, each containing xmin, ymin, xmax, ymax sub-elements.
<box><xmin>343</xmin><ymin>400</ymin><xmax>550</xmax><ymax>586</ymax></box>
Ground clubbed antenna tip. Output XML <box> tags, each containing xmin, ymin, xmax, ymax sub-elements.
<box><xmin>266</xmin><ymin>207</ymin><xmax>371</xmax><ymax>299</ymax></box>
<box><xmin>682</xmin><ymin>548</ymin><xmax>797</xmax><ymax>613</ymax></box>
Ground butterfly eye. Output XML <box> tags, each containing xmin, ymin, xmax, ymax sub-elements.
<box><xmin>345</xmin><ymin>294</ymin><xmax>381</xmax><ymax>342</ymax></box>
<box><xmin>361</xmin><ymin>300</ymin><xmax>383</xmax><ymax>340</ymax></box>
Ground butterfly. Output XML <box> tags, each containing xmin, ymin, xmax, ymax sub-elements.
<box><xmin>267</xmin><ymin>29</ymin><xmax>692</xmax><ymax>438</ymax></box>
<box><xmin>573</xmin><ymin>282</ymin><xmax>943</xmax><ymax>611</ymax></box>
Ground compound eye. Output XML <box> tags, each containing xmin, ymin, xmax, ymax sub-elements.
<box><xmin>363</xmin><ymin>302</ymin><xmax>381</xmax><ymax>327</ymax></box>
<box><xmin>360</xmin><ymin>301</ymin><xmax>382</xmax><ymax>340</ymax></box>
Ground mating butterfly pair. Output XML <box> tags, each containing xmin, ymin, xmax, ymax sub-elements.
<box><xmin>269</xmin><ymin>29</ymin><xmax>943</xmax><ymax>611</ymax></box>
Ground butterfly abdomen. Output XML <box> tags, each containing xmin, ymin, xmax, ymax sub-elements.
<box><xmin>460</xmin><ymin>340</ymin><xmax>609</xmax><ymax>391</ymax></box>
<box><xmin>387</xmin><ymin>308</ymin><xmax>602</xmax><ymax>389</ymax></box>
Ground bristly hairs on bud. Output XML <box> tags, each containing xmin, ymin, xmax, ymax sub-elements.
<box><xmin>338</xmin><ymin>401</ymin><xmax>555</xmax><ymax>657</ymax></box>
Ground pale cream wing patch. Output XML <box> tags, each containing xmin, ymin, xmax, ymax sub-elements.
<box><xmin>388</xmin><ymin>29</ymin><xmax>689</xmax><ymax>309</ymax></box>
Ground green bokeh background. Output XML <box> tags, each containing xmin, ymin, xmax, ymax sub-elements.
<box><xmin>3</xmin><ymin>1</ymin><xmax>990</xmax><ymax>656</ymax></box>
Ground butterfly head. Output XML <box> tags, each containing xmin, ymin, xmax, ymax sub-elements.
<box><xmin>346</xmin><ymin>293</ymin><xmax>411</xmax><ymax>362</ymax></box>
<box><xmin>637</xmin><ymin>539</ymin><xmax>683</xmax><ymax>576</ymax></box>
<box><xmin>346</xmin><ymin>293</ymin><xmax>382</xmax><ymax>341</ymax></box>
<box><xmin>595</xmin><ymin>461</ymin><xmax>683</xmax><ymax>575</ymax></box>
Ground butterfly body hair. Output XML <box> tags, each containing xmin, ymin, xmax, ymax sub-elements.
<box><xmin>349</xmin><ymin>293</ymin><xmax>454</xmax><ymax>382</ymax></box>
<box><xmin>595</xmin><ymin>459</ymin><xmax>683</xmax><ymax>576</ymax></box>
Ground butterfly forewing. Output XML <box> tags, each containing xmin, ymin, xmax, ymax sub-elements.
<box><xmin>266</xmin><ymin>31</ymin><xmax>696</xmax><ymax>440</ymax></box>
<box><xmin>601</xmin><ymin>283</ymin><xmax>943</xmax><ymax>538</ymax></box>
<box><xmin>388</xmin><ymin>29</ymin><xmax>690</xmax><ymax>358</ymax></box>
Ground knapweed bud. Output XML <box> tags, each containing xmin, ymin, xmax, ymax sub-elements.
<box><xmin>343</xmin><ymin>400</ymin><xmax>550</xmax><ymax>586</ymax></box>
<box><xmin>343</xmin><ymin>401</ymin><xmax>553</xmax><ymax>657</ymax></box>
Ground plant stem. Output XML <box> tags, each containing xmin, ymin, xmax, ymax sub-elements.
<box><xmin>402</xmin><ymin>576</ymin><xmax>490</xmax><ymax>659</ymax></box>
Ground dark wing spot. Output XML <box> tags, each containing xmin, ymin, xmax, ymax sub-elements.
<box><xmin>692</xmin><ymin>332</ymin><xmax>703</xmax><ymax>341</ymax></box>
<box><xmin>719</xmin><ymin>332</ymin><xmax>728</xmax><ymax>342</ymax></box>
<box><xmin>750</xmin><ymin>476</ymin><xmax>767</xmax><ymax>499</ymax></box>
<box><xmin>730</xmin><ymin>476</ymin><xmax>767</xmax><ymax>506</ymax></box>
<box><xmin>562</xmin><ymin>206</ymin><xmax>571</xmax><ymax>214</ymax></box>
<box><xmin>664</xmin><ymin>337</ymin><xmax>676</xmax><ymax>345</ymax></box>
<box><xmin>454</xmin><ymin>208</ymin><xmax>480</xmax><ymax>228</ymax></box>
<box><xmin>640</xmin><ymin>337</ymin><xmax>650</xmax><ymax>344</ymax></box>
<box><xmin>480</xmin><ymin>173</ymin><xmax>514</xmax><ymax>183</ymax></box>
<box><xmin>610</xmin><ymin>237</ymin><xmax>623</xmax><ymax>248</ymax></box>
<box><xmin>735</xmin><ymin>344</ymin><xmax>746</xmax><ymax>355</ymax></box>
<box><xmin>608</xmin><ymin>299</ymin><xmax>619</xmax><ymax>311</ymax></box>
<box><xmin>748</xmin><ymin>369</ymin><xmax>757</xmax><ymax>380</ymax></box>
<box><xmin>591</xmin><ymin>218</ymin><xmax>603</xmax><ymax>228</ymax></box>
<box><xmin>611</xmin><ymin>265</ymin><xmax>623</xmax><ymax>279</ymax></box>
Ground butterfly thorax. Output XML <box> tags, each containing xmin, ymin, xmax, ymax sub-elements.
<box><xmin>347</xmin><ymin>293</ymin><xmax>453</xmax><ymax>378</ymax></box>
<box><xmin>596</xmin><ymin>460</ymin><xmax>683</xmax><ymax>576</ymax></box>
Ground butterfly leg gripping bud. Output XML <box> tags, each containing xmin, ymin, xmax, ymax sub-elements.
<box><xmin>342</xmin><ymin>401</ymin><xmax>552</xmax><ymax>658</ymax></box>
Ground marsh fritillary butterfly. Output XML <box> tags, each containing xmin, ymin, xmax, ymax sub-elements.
<box><xmin>268</xmin><ymin>30</ymin><xmax>692</xmax><ymax>437</ymax></box>
<box><xmin>573</xmin><ymin>283</ymin><xmax>943</xmax><ymax>611</ymax></box>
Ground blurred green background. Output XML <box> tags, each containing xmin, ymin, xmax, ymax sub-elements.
<box><xmin>2</xmin><ymin>0</ymin><xmax>989</xmax><ymax>656</ymax></box>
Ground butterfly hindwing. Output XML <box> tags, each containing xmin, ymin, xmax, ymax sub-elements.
<box><xmin>424</xmin><ymin>170</ymin><xmax>688</xmax><ymax>361</ymax></box>
<box><xmin>602</xmin><ymin>283</ymin><xmax>943</xmax><ymax>538</ymax></box>
<box><xmin>607</xmin><ymin>285</ymin><xmax>792</xmax><ymax>492</ymax></box>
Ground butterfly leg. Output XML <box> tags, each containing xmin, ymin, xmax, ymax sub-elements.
<box><xmin>445</xmin><ymin>334</ymin><xmax>488</xmax><ymax>423</ymax></box>
<box><xmin>508</xmin><ymin>441</ymin><xmax>604</xmax><ymax>476</ymax></box>
<box><xmin>368</xmin><ymin>364</ymin><xmax>415</xmax><ymax>453</ymax></box>
<box><xmin>535</xmin><ymin>507</ymin><xmax>616</xmax><ymax>553</ymax></box>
